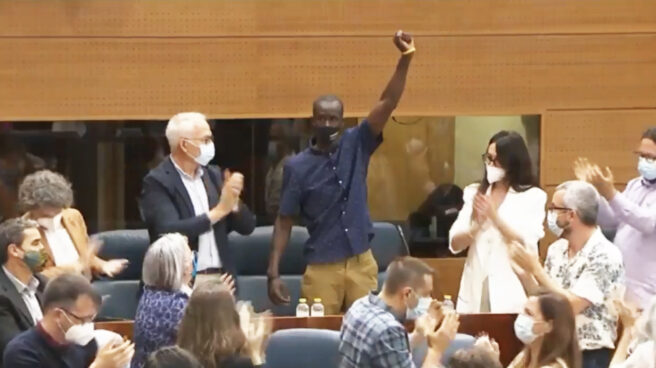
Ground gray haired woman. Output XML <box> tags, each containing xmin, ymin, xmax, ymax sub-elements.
<box><xmin>19</xmin><ymin>169</ymin><xmax>127</xmax><ymax>279</ymax></box>
<box><xmin>132</xmin><ymin>233</ymin><xmax>194</xmax><ymax>368</ymax></box>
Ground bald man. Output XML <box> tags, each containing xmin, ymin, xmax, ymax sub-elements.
<box><xmin>267</xmin><ymin>31</ymin><xmax>416</xmax><ymax>314</ymax></box>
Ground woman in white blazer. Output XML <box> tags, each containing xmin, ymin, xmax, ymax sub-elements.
<box><xmin>449</xmin><ymin>131</ymin><xmax>546</xmax><ymax>313</ymax></box>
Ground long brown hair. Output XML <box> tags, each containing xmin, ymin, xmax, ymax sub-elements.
<box><xmin>177</xmin><ymin>281</ymin><xmax>249</xmax><ymax>368</ymax></box>
<box><xmin>478</xmin><ymin>131</ymin><xmax>537</xmax><ymax>194</ymax></box>
<box><xmin>524</xmin><ymin>292</ymin><xmax>581</xmax><ymax>368</ymax></box>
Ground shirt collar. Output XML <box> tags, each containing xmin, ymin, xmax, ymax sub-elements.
<box><xmin>642</xmin><ymin>177</ymin><xmax>656</xmax><ymax>187</ymax></box>
<box><xmin>2</xmin><ymin>266</ymin><xmax>39</xmax><ymax>294</ymax></box>
<box><xmin>367</xmin><ymin>292</ymin><xmax>405</xmax><ymax>323</ymax></box>
<box><xmin>308</xmin><ymin>137</ymin><xmax>339</xmax><ymax>155</ymax></box>
<box><xmin>36</xmin><ymin>322</ymin><xmax>69</xmax><ymax>350</ymax></box>
<box><xmin>170</xmin><ymin>156</ymin><xmax>203</xmax><ymax>180</ymax></box>
<box><xmin>567</xmin><ymin>227</ymin><xmax>604</xmax><ymax>259</ymax></box>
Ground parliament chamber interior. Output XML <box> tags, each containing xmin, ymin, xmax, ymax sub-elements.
<box><xmin>1</xmin><ymin>1</ymin><xmax>655</xmax><ymax>368</ymax></box>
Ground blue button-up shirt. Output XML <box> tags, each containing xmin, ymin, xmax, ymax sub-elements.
<box><xmin>279</xmin><ymin>120</ymin><xmax>382</xmax><ymax>264</ymax></box>
<box><xmin>338</xmin><ymin>292</ymin><xmax>413</xmax><ymax>368</ymax></box>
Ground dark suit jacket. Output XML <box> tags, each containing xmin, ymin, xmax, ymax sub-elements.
<box><xmin>0</xmin><ymin>270</ymin><xmax>46</xmax><ymax>366</ymax></box>
<box><xmin>140</xmin><ymin>157</ymin><xmax>255</xmax><ymax>276</ymax></box>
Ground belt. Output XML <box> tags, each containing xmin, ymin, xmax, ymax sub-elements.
<box><xmin>196</xmin><ymin>267</ymin><xmax>225</xmax><ymax>275</ymax></box>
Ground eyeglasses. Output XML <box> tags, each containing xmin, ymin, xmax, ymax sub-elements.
<box><xmin>547</xmin><ymin>204</ymin><xmax>572</xmax><ymax>212</ymax></box>
<box><xmin>183</xmin><ymin>136</ymin><xmax>213</xmax><ymax>145</ymax></box>
<box><xmin>481</xmin><ymin>153</ymin><xmax>499</xmax><ymax>166</ymax></box>
<box><xmin>633</xmin><ymin>151</ymin><xmax>656</xmax><ymax>163</ymax></box>
<box><xmin>60</xmin><ymin>308</ymin><xmax>96</xmax><ymax>324</ymax></box>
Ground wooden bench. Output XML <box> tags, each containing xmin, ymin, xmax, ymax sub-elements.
<box><xmin>96</xmin><ymin>313</ymin><xmax>521</xmax><ymax>365</ymax></box>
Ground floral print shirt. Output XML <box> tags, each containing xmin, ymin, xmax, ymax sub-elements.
<box><xmin>544</xmin><ymin>228</ymin><xmax>625</xmax><ymax>350</ymax></box>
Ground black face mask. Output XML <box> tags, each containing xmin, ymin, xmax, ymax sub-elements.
<box><xmin>314</xmin><ymin>126</ymin><xmax>340</xmax><ymax>145</ymax></box>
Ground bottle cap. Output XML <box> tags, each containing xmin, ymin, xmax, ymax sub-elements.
<box><xmin>299</xmin><ymin>298</ymin><xmax>307</xmax><ymax>303</ymax></box>
<box><xmin>314</xmin><ymin>298</ymin><xmax>322</xmax><ymax>303</ymax></box>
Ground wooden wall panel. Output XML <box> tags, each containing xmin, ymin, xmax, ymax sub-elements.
<box><xmin>2</xmin><ymin>0</ymin><xmax>656</xmax><ymax>37</ymax></box>
<box><xmin>2</xmin><ymin>35</ymin><xmax>656</xmax><ymax>120</ymax></box>
<box><xmin>541</xmin><ymin>110</ymin><xmax>656</xmax><ymax>186</ymax></box>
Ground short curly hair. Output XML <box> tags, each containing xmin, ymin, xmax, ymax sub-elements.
<box><xmin>18</xmin><ymin>170</ymin><xmax>74</xmax><ymax>212</ymax></box>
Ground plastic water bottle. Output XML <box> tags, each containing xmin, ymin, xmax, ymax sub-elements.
<box><xmin>443</xmin><ymin>295</ymin><xmax>455</xmax><ymax>311</ymax></box>
<box><xmin>296</xmin><ymin>298</ymin><xmax>310</xmax><ymax>317</ymax></box>
<box><xmin>311</xmin><ymin>298</ymin><xmax>325</xmax><ymax>317</ymax></box>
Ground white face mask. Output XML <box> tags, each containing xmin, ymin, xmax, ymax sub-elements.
<box><xmin>638</xmin><ymin>157</ymin><xmax>656</xmax><ymax>181</ymax></box>
<box><xmin>514</xmin><ymin>313</ymin><xmax>538</xmax><ymax>345</ymax></box>
<box><xmin>36</xmin><ymin>211</ymin><xmax>63</xmax><ymax>231</ymax></box>
<box><xmin>486</xmin><ymin>165</ymin><xmax>505</xmax><ymax>184</ymax></box>
<box><xmin>547</xmin><ymin>210</ymin><xmax>567</xmax><ymax>237</ymax></box>
<box><xmin>185</xmin><ymin>140</ymin><xmax>215</xmax><ymax>166</ymax></box>
<box><xmin>60</xmin><ymin>311</ymin><xmax>96</xmax><ymax>346</ymax></box>
<box><xmin>65</xmin><ymin>322</ymin><xmax>96</xmax><ymax>346</ymax></box>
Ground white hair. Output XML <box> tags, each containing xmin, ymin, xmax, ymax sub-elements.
<box><xmin>165</xmin><ymin>112</ymin><xmax>208</xmax><ymax>151</ymax></box>
<box><xmin>556</xmin><ymin>180</ymin><xmax>599</xmax><ymax>226</ymax></box>
<box><xmin>142</xmin><ymin>233</ymin><xmax>191</xmax><ymax>291</ymax></box>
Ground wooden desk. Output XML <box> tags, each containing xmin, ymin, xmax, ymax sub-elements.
<box><xmin>96</xmin><ymin>313</ymin><xmax>521</xmax><ymax>365</ymax></box>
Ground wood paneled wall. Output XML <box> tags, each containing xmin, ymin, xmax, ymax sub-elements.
<box><xmin>2</xmin><ymin>1</ymin><xmax>656</xmax><ymax>120</ymax></box>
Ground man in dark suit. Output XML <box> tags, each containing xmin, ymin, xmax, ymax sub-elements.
<box><xmin>0</xmin><ymin>218</ymin><xmax>48</xmax><ymax>364</ymax></box>
<box><xmin>140</xmin><ymin>112</ymin><xmax>255</xmax><ymax>283</ymax></box>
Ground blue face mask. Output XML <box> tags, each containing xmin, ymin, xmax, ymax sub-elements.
<box><xmin>514</xmin><ymin>313</ymin><xmax>538</xmax><ymax>345</ymax></box>
<box><xmin>406</xmin><ymin>296</ymin><xmax>432</xmax><ymax>320</ymax></box>
<box><xmin>638</xmin><ymin>157</ymin><xmax>656</xmax><ymax>181</ymax></box>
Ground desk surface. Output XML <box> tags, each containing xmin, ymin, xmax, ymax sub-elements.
<box><xmin>97</xmin><ymin>313</ymin><xmax>521</xmax><ymax>365</ymax></box>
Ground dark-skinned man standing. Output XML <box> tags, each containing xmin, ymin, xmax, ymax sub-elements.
<box><xmin>267</xmin><ymin>30</ymin><xmax>416</xmax><ymax>314</ymax></box>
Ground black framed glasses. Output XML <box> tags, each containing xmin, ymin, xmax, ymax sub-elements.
<box><xmin>60</xmin><ymin>308</ymin><xmax>96</xmax><ymax>324</ymax></box>
<box><xmin>481</xmin><ymin>153</ymin><xmax>499</xmax><ymax>166</ymax></box>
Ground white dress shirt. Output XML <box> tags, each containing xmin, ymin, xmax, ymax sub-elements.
<box><xmin>171</xmin><ymin>159</ymin><xmax>222</xmax><ymax>271</ymax></box>
<box><xmin>42</xmin><ymin>212</ymin><xmax>80</xmax><ymax>266</ymax></box>
<box><xmin>449</xmin><ymin>184</ymin><xmax>547</xmax><ymax>313</ymax></box>
<box><xmin>2</xmin><ymin>266</ymin><xmax>43</xmax><ymax>324</ymax></box>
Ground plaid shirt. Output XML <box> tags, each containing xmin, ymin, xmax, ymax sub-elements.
<box><xmin>339</xmin><ymin>292</ymin><xmax>414</xmax><ymax>368</ymax></box>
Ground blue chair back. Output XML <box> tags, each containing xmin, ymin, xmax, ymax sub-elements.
<box><xmin>265</xmin><ymin>329</ymin><xmax>341</xmax><ymax>368</ymax></box>
<box><xmin>93</xmin><ymin>280</ymin><xmax>141</xmax><ymax>320</ymax></box>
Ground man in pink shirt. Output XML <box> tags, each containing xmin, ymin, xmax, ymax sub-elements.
<box><xmin>575</xmin><ymin>127</ymin><xmax>656</xmax><ymax>309</ymax></box>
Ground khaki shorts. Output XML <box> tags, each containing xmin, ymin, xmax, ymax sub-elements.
<box><xmin>301</xmin><ymin>249</ymin><xmax>378</xmax><ymax>315</ymax></box>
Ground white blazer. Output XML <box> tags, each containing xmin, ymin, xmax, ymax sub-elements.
<box><xmin>449</xmin><ymin>184</ymin><xmax>546</xmax><ymax>313</ymax></box>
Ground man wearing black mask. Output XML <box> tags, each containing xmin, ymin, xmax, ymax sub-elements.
<box><xmin>267</xmin><ymin>30</ymin><xmax>415</xmax><ymax>314</ymax></box>
<box><xmin>0</xmin><ymin>218</ymin><xmax>48</xmax><ymax>364</ymax></box>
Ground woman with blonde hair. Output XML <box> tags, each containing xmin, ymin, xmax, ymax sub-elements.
<box><xmin>178</xmin><ymin>281</ymin><xmax>271</xmax><ymax>368</ymax></box>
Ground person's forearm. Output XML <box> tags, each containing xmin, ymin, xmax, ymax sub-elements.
<box><xmin>267</xmin><ymin>216</ymin><xmax>293</xmax><ymax>278</ymax></box>
<box><xmin>421</xmin><ymin>348</ymin><xmax>443</xmax><ymax>368</ymax></box>
<box><xmin>609</xmin><ymin>327</ymin><xmax>633</xmax><ymax>367</ymax></box>
<box><xmin>208</xmin><ymin>205</ymin><xmax>231</xmax><ymax>224</ymax></box>
<box><xmin>368</xmin><ymin>54</ymin><xmax>413</xmax><ymax>133</ymax></box>
<box><xmin>450</xmin><ymin>222</ymin><xmax>480</xmax><ymax>253</ymax></box>
<box><xmin>450</xmin><ymin>232</ymin><xmax>474</xmax><ymax>253</ymax></box>
<box><xmin>379</xmin><ymin>55</ymin><xmax>412</xmax><ymax>111</ymax></box>
<box><xmin>516</xmin><ymin>270</ymin><xmax>540</xmax><ymax>296</ymax></box>
<box><xmin>409</xmin><ymin>331</ymin><xmax>424</xmax><ymax>350</ymax></box>
<box><xmin>533</xmin><ymin>266</ymin><xmax>586</xmax><ymax>314</ymax></box>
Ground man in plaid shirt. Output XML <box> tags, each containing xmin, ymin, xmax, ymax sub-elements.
<box><xmin>338</xmin><ymin>257</ymin><xmax>460</xmax><ymax>368</ymax></box>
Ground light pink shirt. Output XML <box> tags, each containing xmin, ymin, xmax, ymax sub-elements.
<box><xmin>598</xmin><ymin>177</ymin><xmax>656</xmax><ymax>309</ymax></box>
